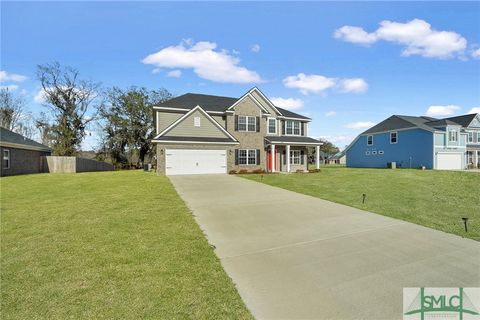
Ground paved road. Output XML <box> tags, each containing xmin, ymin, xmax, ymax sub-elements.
<box><xmin>169</xmin><ymin>174</ymin><xmax>480</xmax><ymax>320</ymax></box>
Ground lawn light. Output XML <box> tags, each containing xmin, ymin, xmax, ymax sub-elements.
<box><xmin>462</xmin><ymin>217</ymin><xmax>469</xmax><ymax>232</ymax></box>
<box><xmin>362</xmin><ymin>193</ymin><xmax>366</xmax><ymax>204</ymax></box>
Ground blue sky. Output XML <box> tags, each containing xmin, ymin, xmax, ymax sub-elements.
<box><xmin>2</xmin><ymin>1</ymin><xmax>480</xmax><ymax>149</ymax></box>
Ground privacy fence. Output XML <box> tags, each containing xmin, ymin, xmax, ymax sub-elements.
<box><xmin>43</xmin><ymin>156</ymin><xmax>114</xmax><ymax>173</ymax></box>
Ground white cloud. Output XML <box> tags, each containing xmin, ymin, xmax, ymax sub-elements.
<box><xmin>325</xmin><ymin>111</ymin><xmax>337</xmax><ymax>117</ymax></box>
<box><xmin>283</xmin><ymin>73</ymin><xmax>368</xmax><ymax>95</ymax></box>
<box><xmin>270</xmin><ymin>97</ymin><xmax>304</xmax><ymax>110</ymax></box>
<box><xmin>468</xmin><ymin>107</ymin><xmax>480</xmax><ymax>114</ymax></box>
<box><xmin>166</xmin><ymin>70</ymin><xmax>182</xmax><ymax>78</ymax></box>
<box><xmin>334</xmin><ymin>19</ymin><xmax>467</xmax><ymax>59</ymax></box>
<box><xmin>0</xmin><ymin>70</ymin><xmax>27</xmax><ymax>82</ymax></box>
<box><xmin>334</xmin><ymin>26</ymin><xmax>377</xmax><ymax>45</ymax></box>
<box><xmin>472</xmin><ymin>48</ymin><xmax>480</xmax><ymax>59</ymax></box>
<box><xmin>251</xmin><ymin>44</ymin><xmax>261</xmax><ymax>53</ymax></box>
<box><xmin>283</xmin><ymin>73</ymin><xmax>336</xmax><ymax>95</ymax></box>
<box><xmin>338</xmin><ymin>78</ymin><xmax>368</xmax><ymax>93</ymax></box>
<box><xmin>425</xmin><ymin>105</ymin><xmax>460</xmax><ymax>117</ymax></box>
<box><xmin>152</xmin><ymin>68</ymin><xmax>162</xmax><ymax>74</ymax></box>
<box><xmin>0</xmin><ymin>85</ymin><xmax>19</xmax><ymax>91</ymax></box>
<box><xmin>142</xmin><ymin>40</ymin><xmax>262</xmax><ymax>83</ymax></box>
<box><xmin>344</xmin><ymin>121</ymin><xmax>375</xmax><ymax>129</ymax></box>
<box><xmin>320</xmin><ymin>135</ymin><xmax>355</xmax><ymax>148</ymax></box>
<box><xmin>34</xmin><ymin>89</ymin><xmax>47</xmax><ymax>104</ymax></box>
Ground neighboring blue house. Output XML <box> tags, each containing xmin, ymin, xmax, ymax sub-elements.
<box><xmin>346</xmin><ymin>113</ymin><xmax>480</xmax><ymax>170</ymax></box>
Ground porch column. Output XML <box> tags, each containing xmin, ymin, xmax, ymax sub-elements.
<box><xmin>316</xmin><ymin>145</ymin><xmax>320</xmax><ymax>169</ymax></box>
<box><xmin>476</xmin><ymin>151</ymin><xmax>479</xmax><ymax>168</ymax></box>
<box><xmin>286</xmin><ymin>144</ymin><xmax>290</xmax><ymax>173</ymax></box>
<box><xmin>270</xmin><ymin>144</ymin><xmax>276</xmax><ymax>173</ymax></box>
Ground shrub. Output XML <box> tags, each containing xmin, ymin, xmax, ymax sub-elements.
<box><xmin>228</xmin><ymin>170</ymin><xmax>237</xmax><ymax>174</ymax></box>
<box><xmin>238</xmin><ymin>169</ymin><xmax>248</xmax><ymax>174</ymax></box>
<box><xmin>296</xmin><ymin>169</ymin><xmax>305</xmax><ymax>173</ymax></box>
<box><xmin>252</xmin><ymin>169</ymin><xmax>265</xmax><ymax>174</ymax></box>
<box><xmin>308</xmin><ymin>168</ymin><xmax>321</xmax><ymax>173</ymax></box>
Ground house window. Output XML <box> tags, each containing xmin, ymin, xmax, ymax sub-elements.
<box><xmin>194</xmin><ymin>116</ymin><xmax>201</xmax><ymax>127</ymax></box>
<box><xmin>285</xmin><ymin>120</ymin><xmax>301</xmax><ymax>135</ymax></box>
<box><xmin>390</xmin><ymin>132</ymin><xmax>398</xmax><ymax>144</ymax></box>
<box><xmin>237</xmin><ymin>115</ymin><xmax>256</xmax><ymax>132</ymax></box>
<box><xmin>448</xmin><ymin>129</ymin><xmax>458</xmax><ymax>142</ymax></box>
<box><xmin>3</xmin><ymin>149</ymin><xmax>10</xmax><ymax>169</ymax></box>
<box><xmin>238</xmin><ymin>149</ymin><xmax>257</xmax><ymax>165</ymax></box>
<box><xmin>268</xmin><ymin>118</ymin><xmax>277</xmax><ymax>134</ymax></box>
<box><xmin>290</xmin><ymin>150</ymin><xmax>301</xmax><ymax>164</ymax></box>
<box><xmin>379</xmin><ymin>150</ymin><xmax>384</xmax><ymax>155</ymax></box>
<box><xmin>367</xmin><ymin>135</ymin><xmax>373</xmax><ymax>145</ymax></box>
<box><xmin>372</xmin><ymin>151</ymin><xmax>377</xmax><ymax>155</ymax></box>
<box><xmin>478</xmin><ymin>132</ymin><xmax>480</xmax><ymax>143</ymax></box>
<box><xmin>468</xmin><ymin>132</ymin><xmax>473</xmax><ymax>143</ymax></box>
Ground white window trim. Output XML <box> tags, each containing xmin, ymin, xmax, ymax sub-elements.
<box><xmin>285</xmin><ymin>120</ymin><xmax>301</xmax><ymax>136</ymax></box>
<box><xmin>194</xmin><ymin>116</ymin><xmax>201</xmax><ymax>127</ymax></box>
<box><xmin>467</xmin><ymin>132</ymin><xmax>473</xmax><ymax>143</ymax></box>
<box><xmin>289</xmin><ymin>150</ymin><xmax>301</xmax><ymax>165</ymax></box>
<box><xmin>448</xmin><ymin>129</ymin><xmax>458</xmax><ymax>142</ymax></box>
<box><xmin>372</xmin><ymin>150</ymin><xmax>377</xmax><ymax>155</ymax></box>
<box><xmin>367</xmin><ymin>135</ymin><xmax>373</xmax><ymax>146</ymax></box>
<box><xmin>390</xmin><ymin>131</ymin><xmax>398</xmax><ymax>144</ymax></box>
<box><xmin>3</xmin><ymin>149</ymin><xmax>10</xmax><ymax>169</ymax></box>
<box><xmin>238</xmin><ymin>115</ymin><xmax>257</xmax><ymax>132</ymax></box>
<box><xmin>379</xmin><ymin>150</ymin><xmax>384</xmax><ymax>155</ymax></box>
<box><xmin>238</xmin><ymin>149</ymin><xmax>257</xmax><ymax>165</ymax></box>
<box><xmin>267</xmin><ymin>117</ymin><xmax>277</xmax><ymax>135</ymax></box>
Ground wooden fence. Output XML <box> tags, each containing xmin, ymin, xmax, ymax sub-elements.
<box><xmin>43</xmin><ymin>156</ymin><xmax>114</xmax><ymax>173</ymax></box>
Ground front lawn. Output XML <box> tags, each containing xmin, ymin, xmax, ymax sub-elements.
<box><xmin>1</xmin><ymin>171</ymin><xmax>252</xmax><ymax>319</ymax></box>
<box><xmin>243</xmin><ymin>167</ymin><xmax>479</xmax><ymax>241</ymax></box>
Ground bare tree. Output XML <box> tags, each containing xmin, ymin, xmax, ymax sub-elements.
<box><xmin>0</xmin><ymin>88</ymin><xmax>25</xmax><ymax>131</ymax></box>
<box><xmin>37</xmin><ymin>62</ymin><xmax>101</xmax><ymax>155</ymax></box>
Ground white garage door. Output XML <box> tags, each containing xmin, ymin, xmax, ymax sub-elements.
<box><xmin>165</xmin><ymin>149</ymin><xmax>227</xmax><ymax>175</ymax></box>
<box><xmin>436</xmin><ymin>153</ymin><xmax>462</xmax><ymax>170</ymax></box>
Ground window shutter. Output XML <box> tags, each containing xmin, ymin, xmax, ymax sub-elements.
<box><xmin>256</xmin><ymin>117</ymin><xmax>260</xmax><ymax>132</ymax></box>
<box><xmin>283</xmin><ymin>150</ymin><xmax>286</xmax><ymax>165</ymax></box>
<box><xmin>235</xmin><ymin>115</ymin><xmax>238</xmax><ymax>131</ymax></box>
<box><xmin>235</xmin><ymin>149</ymin><xmax>239</xmax><ymax>165</ymax></box>
<box><xmin>301</xmin><ymin>150</ymin><xmax>305</xmax><ymax>165</ymax></box>
<box><xmin>256</xmin><ymin>149</ymin><xmax>260</xmax><ymax>165</ymax></box>
<box><xmin>301</xmin><ymin>123</ymin><xmax>305</xmax><ymax>136</ymax></box>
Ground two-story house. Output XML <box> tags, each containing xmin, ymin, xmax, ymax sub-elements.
<box><xmin>345</xmin><ymin>113</ymin><xmax>480</xmax><ymax>170</ymax></box>
<box><xmin>152</xmin><ymin>87</ymin><xmax>322</xmax><ymax>175</ymax></box>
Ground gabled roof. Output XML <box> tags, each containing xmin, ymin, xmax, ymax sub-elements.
<box><xmin>154</xmin><ymin>90</ymin><xmax>310</xmax><ymax>120</ymax></box>
<box><xmin>442</xmin><ymin>113</ymin><xmax>479</xmax><ymax>127</ymax></box>
<box><xmin>0</xmin><ymin>127</ymin><xmax>51</xmax><ymax>152</ymax></box>
<box><xmin>425</xmin><ymin>119</ymin><xmax>460</xmax><ymax>127</ymax></box>
<box><xmin>152</xmin><ymin>105</ymin><xmax>238</xmax><ymax>144</ymax></box>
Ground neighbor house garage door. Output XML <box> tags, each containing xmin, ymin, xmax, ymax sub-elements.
<box><xmin>165</xmin><ymin>149</ymin><xmax>227</xmax><ymax>175</ymax></box>
<box><xmin>436</xmin><ymin>153</ymin><xmax>463</xmax><ymax>170</ymax></box>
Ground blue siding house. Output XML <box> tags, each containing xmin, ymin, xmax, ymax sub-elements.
<box><xmin>346</xmin><ymin>113</ymin><xmax>480</xmax><ymax>170</ymax></box>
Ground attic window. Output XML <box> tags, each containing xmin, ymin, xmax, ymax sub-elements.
<box><xmin>448</xmin><ymin>129</ymin><xmax>458</xmax><ymax>142</ymax></box>
<box><xmin>194</xmin><ymin>117</ymin><xmax>201</xmax><ymax>127</ymax></box>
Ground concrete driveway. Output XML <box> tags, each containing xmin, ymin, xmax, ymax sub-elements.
<box><xmin>169</xmin><ymin>174</ymin><xmax>480</xmax><ymax>320</ymax></box>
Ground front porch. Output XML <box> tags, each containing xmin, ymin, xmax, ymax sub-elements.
<box><xmin>466</xmin><ymin>149</ymin><xmax>480</xmax><ymax>169</ymax></box>
<box><xmin>265</xmin><ymin>137</ymin><xmax>322</xmax><ymax>173</ymax></box>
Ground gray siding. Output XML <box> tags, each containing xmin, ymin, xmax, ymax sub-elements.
<box><xmin>156</xmin><ymin>111</ymin><xmax>183</xmax><ymax>134</ymax></box>
<box><xmin>0</xmin><ymin>146</ymin><xmax>50</xmax><ymax>176</ymax></box>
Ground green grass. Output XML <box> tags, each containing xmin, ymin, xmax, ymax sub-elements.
<box><xmin>243</xmin><ymin>167</ymin><xmax>480</xmax><ymax>241</ymax></box>
<box><xmin>1</xmin><ymin>171</ymin><xmax>252</xmax><ymax>319</ymax></box>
